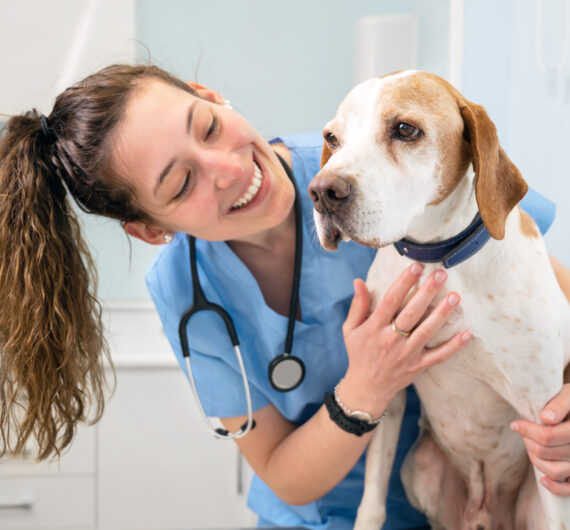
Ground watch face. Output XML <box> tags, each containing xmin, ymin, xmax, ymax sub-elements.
<box><xmin>350</xmin><ymin>411</ymin><xmax>374</xmax><ymax>423</ymax></box>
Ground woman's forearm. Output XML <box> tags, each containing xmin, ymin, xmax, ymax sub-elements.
<box><xmin>262</xmin><ymin>402</ymin><xmax>386</xmax><ymax>505</ymax></box>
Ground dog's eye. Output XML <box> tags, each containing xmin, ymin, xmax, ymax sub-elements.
<box><xmin>324</xmin><ymin>132</ymin><xmax>340</xmax><ymax>150</ymax></box>
<box><xmin>394</xmin><ymin>122</ymin><xmax>422</xmax><ymax>141</ymax></box>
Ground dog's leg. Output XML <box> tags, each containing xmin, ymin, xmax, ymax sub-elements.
<box><xmin>354</xmin><ymin>389</ymin><xmax>406</xmax><ymax>530</ymax></box>
<box><xmin>401</xmin><ymin>425</ymin><xmax>467</xmax><ymax>530</ymax></box>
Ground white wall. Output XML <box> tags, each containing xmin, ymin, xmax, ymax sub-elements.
<box><xmin>0</xmin><ymin>0</ymin><xmax>136</xmax><ymax>114</ymax></box>
<box><xmin>0</xmin><ymin>0</ymin><xmax>161</xmax><ymax>302</ymax></box>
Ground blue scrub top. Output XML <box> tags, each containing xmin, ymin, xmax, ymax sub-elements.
<box><xmin>146</xmin><ymin>132</ymin><xmax>555</xmax><ymax>529</ymax></box>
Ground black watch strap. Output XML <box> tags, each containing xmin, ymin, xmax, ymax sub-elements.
<box><xmin>324</xmin><ymin>391</ymin><xmax>377</xmax><ymax>437</ymax></box>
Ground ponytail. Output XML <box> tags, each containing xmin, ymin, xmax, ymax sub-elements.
<box><xmin>0</xmin><ymin>63</ymin><xmax>197</xmax><ymax>460</ymax></box>
<box><xmin>0</xmin><ymin>111</ymin><xmax>110</xmax><ymax>459</ymax></box>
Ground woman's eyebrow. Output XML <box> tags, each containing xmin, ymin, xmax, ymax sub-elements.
<box><xmin>153</xmin><ymin>101</ymin><xmax>199</xmax><ymax>196</ymax></box>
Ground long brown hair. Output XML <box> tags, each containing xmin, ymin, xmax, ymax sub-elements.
<box><xmin>0</xmin><ymin>64</ymin><xmax>196</xmax><ymax>460</ymax></box>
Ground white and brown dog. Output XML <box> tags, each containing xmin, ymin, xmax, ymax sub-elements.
<box><xmin>308</xmin><ymin>71</ymin><xmax>570</xmax><ymax>529</ymax></box>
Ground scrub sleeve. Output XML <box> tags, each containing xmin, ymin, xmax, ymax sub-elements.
<box><xmin>145</xmin><ymin>132</ymin><xmax>556</xmax><ymax>530</ymax></box>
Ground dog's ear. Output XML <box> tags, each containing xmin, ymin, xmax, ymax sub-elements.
<box><xmin>460</xmin><ymin>103</ymin><xmax>528</xmax><ymax>240</ymax></box>
<box><xmin>321</xmin><ymin>142</ymin><xmax>333</xmax><ymax>168</ymax></box>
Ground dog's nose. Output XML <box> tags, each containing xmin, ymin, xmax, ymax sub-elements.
<box><xmin>308</xmin><ymin>174</ymin><xmax>352</xmax><ymax>214</ymax></box>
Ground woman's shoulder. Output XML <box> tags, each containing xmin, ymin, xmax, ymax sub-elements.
<box><xmin>145</xmin><ymin>233</ymin><xmax>191</xmax><ymax>315</ymax></box>
<box><xmin>271</xmin><ymin>131</ymin><xmax>324</xmax><ymax>150</ymax></box>
<box><xmin>270</xmin><ymin>132</ymin><xmax>324</xmax><ymax>190</ymax></box>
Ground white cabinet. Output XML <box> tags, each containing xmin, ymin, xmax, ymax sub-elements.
<box><xmin>0</xmin><ymin>425</ymin><xmax>96</xmax><ymax>529</ymax></box>
<box><xmin>0</xmin><ymin>476</ymin><xmax>95</xmax><ymax>529</ymax></box>
<box><xmin>98</xmin><ymin>365</ymin><xmax>255</xmax><ymax>529</ymax></box>
<box><xmin>0</xmin><ymin>303</ymin><xmax>256</xmax><ymax>529</ymax></box>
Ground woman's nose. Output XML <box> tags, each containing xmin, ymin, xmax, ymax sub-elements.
<box><xmin>200</xmin><ymin>150</ymin><xmax>246</xmax><ymax>189</ymax></box>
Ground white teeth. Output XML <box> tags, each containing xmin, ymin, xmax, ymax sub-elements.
<box><xmin>231</xmin><ymin>161</ymin><xmax>263</xmax><ymax>210</ymax></box>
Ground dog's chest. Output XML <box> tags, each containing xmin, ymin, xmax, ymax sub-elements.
<box><xmin>366</xmin><ymin>240</ymin><xmax>565</xmax><ymax>423</ymax></box>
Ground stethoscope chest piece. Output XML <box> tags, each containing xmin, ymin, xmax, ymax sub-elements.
<box><xmin>268</xmin><ymin>353</ymin><xmax>305</xmax><ymax>392</ymax></box>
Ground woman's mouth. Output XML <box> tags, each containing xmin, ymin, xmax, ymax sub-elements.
<box><xmin>230</xmin><ymin>161</ymin><xmax>263</xmax><ymax>210</ymax></box>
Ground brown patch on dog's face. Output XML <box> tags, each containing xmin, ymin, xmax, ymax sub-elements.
<box><xmin>519</xmin><ymin>207</ymin><xmax>539</xmax><ymax>238</ymax></box>
<box><xmin>402</xmin><ymin>74</ymin><xmax>472</xmax><ymax>205</ymax></box>
<box><xmin>321</xmin><ymin>142</ymin><xmax>332</xmax><ymax>167</ymax></box>
<box><xmin>371</xmin><ymin>73</ymin><xmax>472</xmax><ymax>204</ymax></box>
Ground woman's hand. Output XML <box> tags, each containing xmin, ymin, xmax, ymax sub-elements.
<box><xmin>338</xmin><ymin>262</ymin><xmax>472</xmax><ymax>418</ymax></box>
<box><xmin>511</xmin><ymin>385</ymin><xmax>570</xmax><ymax>496</ymax></box>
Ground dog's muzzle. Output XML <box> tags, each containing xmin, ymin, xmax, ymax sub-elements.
<box><xmin>308</xmin><ymin>173</ymin><xmax>352</xmax><ymax>214</ymax></box>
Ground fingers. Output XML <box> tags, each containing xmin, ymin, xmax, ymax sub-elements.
<box><xmin>394</xmin><ymin>270</ymin><xmax>449</xmax><ymax>333</ymax></box>
<box><xmin>511</xmin><ymin>418</ymin><xmax>570</xmax><ymax>448</ymax></box>
<box><xmin>417</xmin><ymin>329</ymin><xmax>472</xmax><ymax>369</ymax></box>
<box><xmin>343</xmin><ymin>279</ymin><xmax>371</xmax><ymax>335</ymax></box>
<box><xmin>512</xmin><ymin>415</ymin><xmax>570</xmax><ymax>496</ymax></box>
<box><xmin>540</xmin><ymin>384</ymin><xmax>570</xmax><ymax>425</ymax></box>
<box><xmin>373</xmin><ymin>263</ymin><xmax>424</xmax><ymax>326</ymax></box>
<box><xmin>520</xmin><ymin>434</ymin><xmax>570</xmax><ymax>462</ymax></box>
<box><xmin>528</xmin><ymin>453</ymin><xmax>570</xmax><ymax>493</ymax></box>
<box><xmin>406</xmin><ymin>291</ymin><xmax>461</xmax><ymax>351</ymax></box>
<box><xmin>538</xmin><ymin>475</ymin><xmax>570</xmax><ymax>496</ymax></box>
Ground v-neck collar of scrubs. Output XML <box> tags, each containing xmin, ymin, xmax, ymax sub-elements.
<box><xmin>203</xmin><ymin>157</ymin><xmax>315</xmax><ymax>339</ymax></box>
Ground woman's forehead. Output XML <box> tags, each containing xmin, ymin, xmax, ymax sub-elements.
<box><xmin>111</xmin><ymin>80</ymin><xmax>196</xmax><ymax>186</ymax></box>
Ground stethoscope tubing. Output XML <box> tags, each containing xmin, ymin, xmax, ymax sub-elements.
<box><xmin>185</xmin><ymin>348</ymin><xmax>254</xmax><ymax>439</ymax></box>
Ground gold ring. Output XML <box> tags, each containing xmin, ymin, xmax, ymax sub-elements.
<box><xmin>391</xmin><ymin>319</ymin><xmax>412</xmax><ymax>338</ymax></box>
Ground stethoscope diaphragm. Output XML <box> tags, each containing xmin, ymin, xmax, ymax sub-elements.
<box><xmin>268</xmin><ymin>353</ymin><xmax>305</xmax><ymax>392</ymax></box>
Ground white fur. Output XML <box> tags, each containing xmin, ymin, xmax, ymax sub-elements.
<box><xmin>314</xmin><ymin>72</ymin><xmax>570</xmax><ymax>529</ymax></box>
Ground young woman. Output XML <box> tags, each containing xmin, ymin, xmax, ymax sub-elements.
<box><xmin>1</xmin><ymin>64</ymin><xmax>569</xmax><ymax>529</ymax></box>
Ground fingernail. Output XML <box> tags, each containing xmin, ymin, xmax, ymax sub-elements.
<box><xmin>435</xmin><ymin>270</ymin><xmax>447</xmax><ymax>283</ymax></box>
<box><xmin>540</xmin><ymin>477</ymin><xmax>549</xmax><ymax>487</ymax></box>
<box><xmin>461</xmin><ymin>331</ymin><xmax>472</xmax><ymax>343</ymax></box>
<box><xmin>448</xmin><ymin>293</ymin><xmax>459</xmax><ymax>306</ymax></box>
<box><xmin>543</xmin><ymin>409</ymin><xmax>557</xmax><ymax>421</ymax></box>
<box><xmin>411</xmin><ymin>263</ymin><xmax>423</xmax><ymax>275</ymax></box>
<box><xmin>510</xmin><ymin>421</ymin><xmax>519</xmax><ymax>432</ymax></box>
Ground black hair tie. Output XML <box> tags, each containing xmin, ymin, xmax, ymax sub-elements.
<box><xmin>39</xmin><ymin>115</ymin><xmax>56</xmax><ymax>143</ymax></box>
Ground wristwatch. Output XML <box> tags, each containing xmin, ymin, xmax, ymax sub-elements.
<box><xmin>324</xmin><ymin>381</ymin><xmax>386</xmax><ymax>437</ymax></box>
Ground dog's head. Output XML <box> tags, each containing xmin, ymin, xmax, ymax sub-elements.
<box><xmin>308</xmin><ymin>70</ymin><xmax>528</xmax><ymax>250</ymax></box>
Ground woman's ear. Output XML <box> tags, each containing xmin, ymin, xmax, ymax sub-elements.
<box><xmin>123</xmin><ymin>221</ymin><xmax>172</xmax><ymax>245</ymax></box>
<box><xmin>186</xmin><ymin>82</ymin><xmax>225</xmax><ymax>105</ymax></box>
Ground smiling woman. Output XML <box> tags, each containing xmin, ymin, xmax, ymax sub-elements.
<box><xmin>114</xmin><ymin>78</ymin><xmax>295</xmax><ymax>245</ymax></box>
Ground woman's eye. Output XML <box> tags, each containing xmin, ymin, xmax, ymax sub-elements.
<box><xmin>394</xmin><ymin>122</ymin><xmax>422</xmax><ymax>141</ymax></box>
<box><xmin>324</xmin><ymin>132</ymin><xmax>339</xmax><ymax>149</ymax></box>
<box><xmin>205</xmin><ymin>115</ymin><xmax>218</xmax><ymax>139</ymax></box>
<box><xmin>173</xmin><ymin>173</ymin><xmax>191</xmax><ymax>200</ymax></box>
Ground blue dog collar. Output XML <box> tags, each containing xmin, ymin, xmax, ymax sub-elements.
<box><xmin>393</xmin><ymin>214</ymin><xmax>491</xmax><ymax>268</ymax></box>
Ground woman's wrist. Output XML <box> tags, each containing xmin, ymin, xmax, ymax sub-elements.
<box><xmin>333</xmin><ymin>381</ymin><xmax>386</xmax><ymax>424</ymax></box>
<box><xmin>335</xmin><ymin>376</ymin><xmax>392</xmax><ymax>421</ymax></box>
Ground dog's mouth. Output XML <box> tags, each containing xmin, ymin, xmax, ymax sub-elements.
<box><xmin>317</xmin><ymin>214</ymin><xmax>387</xmax><ymax>251</ymax></box>
<box><xmin>318</xmin><ymin>215</ymin><xmax>343</xmax><ymax>251</ymax></box>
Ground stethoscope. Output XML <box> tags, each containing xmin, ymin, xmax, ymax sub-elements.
<box><xmin>178</xmin><ymin>154</ymin><xmax>304</xmax><ymax>439</ymax></box>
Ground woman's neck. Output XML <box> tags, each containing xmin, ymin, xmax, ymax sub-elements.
<box><xmin>229</xmin><ymin>205</ymin><xmax>296</xmax><ymax>254</ymax></box>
